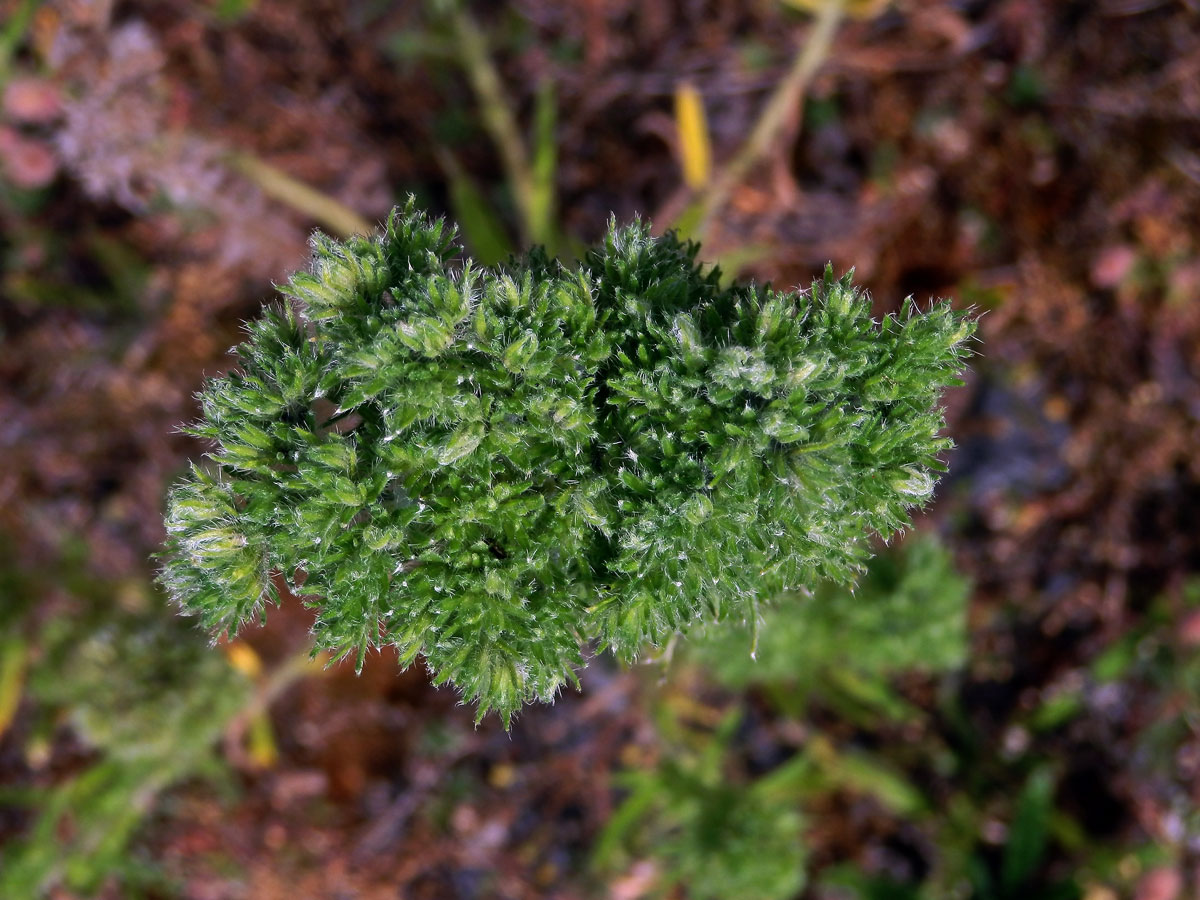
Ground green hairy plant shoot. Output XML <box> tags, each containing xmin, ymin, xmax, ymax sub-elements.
<box><xmin>160</xmin><ymin>199</ymin><xmax>975</xmax><ymax>724</ymax></box>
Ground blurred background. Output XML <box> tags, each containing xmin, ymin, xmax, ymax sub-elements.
<box><xmin>1</xmin><ymin>0</ymin><xmax>1199</xmax><ymax>897</ymax></box>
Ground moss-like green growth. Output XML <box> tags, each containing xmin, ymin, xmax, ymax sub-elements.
<box><xmin>160</xmin><ymin>200</ymin><xmax>974</xmax><ymax>724</ymax></box>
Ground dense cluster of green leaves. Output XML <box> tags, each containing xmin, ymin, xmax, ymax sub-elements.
<box><xmin>161</xmin><ymin>199</ymin><xmax>974</xmax><ymax>723</ymax></box>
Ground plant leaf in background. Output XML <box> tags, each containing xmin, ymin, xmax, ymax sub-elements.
<box><xmin>0</xmin><ymin>604</ymin><xmax>252</xmax><ymax>896</ymax></box>
<box><xmin>0</xmin><ymin>636</ymin><xmax>26</xmax><ymax>740</ymax></box>
<box><xmin>597</xmin><ymin>711</ymin><xmax>807</xmax><ymax>900</ymax></box>
<box><xmin>675</xmin><ymin>81</ymin><xmax>713</xmax><ymax>191</ymax></box>
<box><xmin>529</xmin><ymin>78</ymin><xmax>558</xmax><ymax>251</ymax></box>
<box><xmin>438</xmin><ymin>147</ymin><xmax>516</xmax><ymax>266</ymax></box>
<box><xmin>1002</xmin><ymin>767</ymin><xmax>1056</xmax><ymax>894</ymax></box>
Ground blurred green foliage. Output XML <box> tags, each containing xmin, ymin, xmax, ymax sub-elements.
<box><xmin>596</xmin><ymin>552</ymin><xmax>1199</xmax><ymax>899</ymax></box>
<box><xmin>598</xmin><ymin>536</ymin><xmax>970</xmax><ymax>899</ymax></box>
<box><xmin>2</xmin><ymin>227</ymin><xmax>150</xmax><ymax>314</ymax></box>
<box><xmin>692</xmin><ymin>534</ymin><xmax>969</xmax><ymax>691</ymax></box>
<box><xmin>596</xmin><ymin>710</ymin><xmax>808</xmax><ymax>900</ymax></box>
<box><xmin>0</xmin><ymin>549</ymin><xmax>252</xmax><ymax>897</ymax></box>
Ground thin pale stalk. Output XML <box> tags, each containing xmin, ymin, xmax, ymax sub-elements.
<box><xmin>450</xmin><ymin>8</ymin><xmax>538</xmax><ymax>246</ymax></box>
<box><xmin>227</xmin><ymin>152</ymin><xmax>373</xmax><ymax>238</ymax></box>
<box><xmin>697</xmin><ymin>0</ymin><xmax>846</xmax><ymax>236</ymax></box>
<box><xmin>222</xmin><ymin>643</ymin><xmax>327</xmax><ymax>766</ymax></box>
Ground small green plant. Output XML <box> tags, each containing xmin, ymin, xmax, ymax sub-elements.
<box><xmin>160</xmin><ymin>199</ymin><xmax>974</xmax><ymax>723</ymax></box>
<box><xmin>596</xmin><ymin>710</ymin><xmax>808</xmax><ymax>900</ymax></box>
<box><xmin>598</xmin><ymin>537</ymin><xmax>968</xmax><ymax>900</ymax></box>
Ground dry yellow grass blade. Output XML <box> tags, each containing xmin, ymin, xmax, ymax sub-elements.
<box><xmin>227</xmin><ymin>152</ymin><xmax>373</xmax><ymax>239</ymax></box>
<box><xmin>225</xmin><ymin>641</ymin><xmax>264</xmax><ymax>680</ymax></box>
<box><xmin>674</xmin><ymin>81</ymin><xmax>713</xmax><ymax>190</ymax></box>
<box><xmin>0</xmin><ymin>638</ymin><xmax>28</xmax><ymax>739</ymax></box>
<box><xmin>782</xmin><ymin>0</ymin><xmax>890</xmax><ymax>18</ymax></box>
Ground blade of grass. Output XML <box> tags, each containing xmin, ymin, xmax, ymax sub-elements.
<box><xmin>529</xmin><ymin>78</ymin><xmax>558</xmax><ymax>251</ymax></box>
<box><xmin>0</xmin><ymin>637</ymin><xmax>27</xmax><ymax>739</ymax></box>
<box><xmin>226</xmin><ymin>152</ymin><xmax>373</xmax><ymax>238</ymax></box>
<box><xmin>449</xmin><ymin>7</ymin><xmax>537</xmax><ymax>245</ymax></box>
<box><xmin>0</xmin><ymin>0</ymin><xmax>39</xmax><ymax>82</ymax></box>
<box><xmin>436</xmin><ymin>146</ymin><xmax>516</xmax><ymax>265</ymax></box>
<box><xmin>1002</xmin><ymin>767</ymin><xmax>1055</xmax><ymax>891</ymax></box>
<box><xmin>674</xmin><ymin>81</ymin><xmax>713</xmax><ymax>191</ymax></box>
<box><xmin>246</xmin><ymin>711</ymin><xmax>279</xmax><ymax>768</ymax></box>
<box><xmin>691</xmin><ymin>0</ymin><xmax>846</xmax><ymax>238</ymax></box>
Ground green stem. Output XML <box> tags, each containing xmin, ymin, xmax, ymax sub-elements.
<box><xmin>449</xmin><ymin>7</ymin><xmax>538</xmax><ymax>246</ymax></box>
<box><xmin>222</xmin><ymin>642</ymin><xmax>324</xmax><ymax>764</ymax></box>
<box><xmin>226</xmin><ymin>152</ymin><xmax>373</xmax><ymax>238</ymax></box>
<box><xmin>696</xmin><ymin>0</ymin><xmax>846</xmax><ymax>236</ymax></box>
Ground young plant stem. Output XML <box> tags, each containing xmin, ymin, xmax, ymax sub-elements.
<box><xmin>222</xmin><ymin>643</ymin><xmax>328</xmax><ymax>767</ymax></box>
<box><xmin>695</xmin><ymin>0</ymin><xmax>846</xmax><ymax>237</ymax></box>
<box><xmin>0</xmin><ymin>0</ymin><xmax>39</xmax><ymax>82</ymax></box>
<box><xmin>449</xmin><ymin>7</ymin><xmax>538</xmax><ymax>246</ymax></box>
<box><xmin>226</xmin><ymin>151</ymin><xmax>373</xmax><ymax>238</ymax></box>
